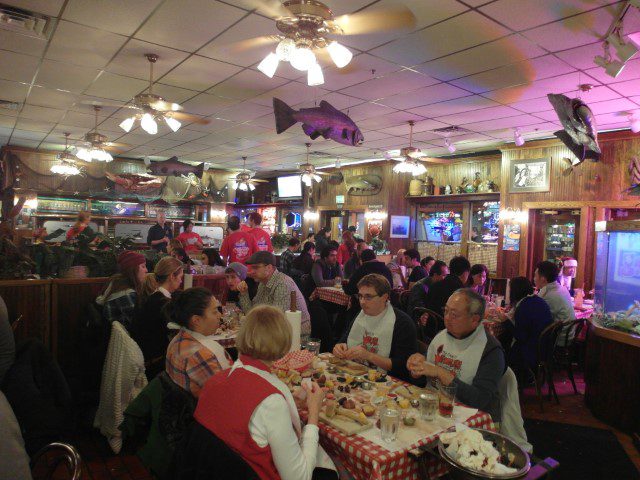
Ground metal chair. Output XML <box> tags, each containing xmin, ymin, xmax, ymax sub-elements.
<box><xmin>30</xmin><ymin>442</ymin><xmax>82</xmax><ymax>480</ymax></box>
<box><xmin>554</xmin><ymin>319</ymin><xmax>588</xmax><ymax>395</ymax></box>
<box><xmin>524</xmin><ymin>321</ymin><xmax>564</xmax><ymax>413</ymax></box>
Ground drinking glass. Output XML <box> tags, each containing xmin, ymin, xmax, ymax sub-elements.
<box><xmin>380</xmin><ymin>408</ymin><xmax>401</xmax><ymax>442</ymax></box>
<box><xmin>437</xmin><ymin>381</ymin><xmax>457</xmax><ymax>418</ymax></box>
<box><xmin>304</xmin><ymin>338</ymin><xmax>321</xmax><ymax>355</ymax></box>
<box><xmin>419</xmin><ymin>392</ymin><xmax>438</xmax><ymax>421</ymax></box>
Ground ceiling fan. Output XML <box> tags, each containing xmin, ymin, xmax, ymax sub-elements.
<box><xmin>74</xmin><ymin>106</ymin><xmax>127</xmax><ymax>162</ymax></box>
<box><xmin>298</xmin><ymin>142</ymin><xmax>330</xmax><ymax>186</ymax></box>
<box><xmin>232</xmin><ymin>0</ymin><xmax>416</xmax><ymax>85</ymax></box>
<box><xmin>50</xmin><ymin>132</ymin><xmax>82</xmax><ymax>176</ymax></box>
<box><xmin>230</xmin><ymin>156</ymin><xmax>268</xmax><ymax>191</ymax></box>
<box><xmin>86</xmin><ymin>54</ymin><xmax>209</xmax><ymax>134</ymax></box>
<box><xmin>386</xmin><ymin>121</ymin><xmax>451</xmax><ymax>176</ymax></box>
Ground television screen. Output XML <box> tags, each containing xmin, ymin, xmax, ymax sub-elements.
<box><xmin>422</xmin><ymin>211</ymin><xmax>462</xmax><ymax>243</ymax></box>
<box><xmin>277</xmin><ymin>175</ymin><xmax>302</xmax><ymax>199</ymax></box>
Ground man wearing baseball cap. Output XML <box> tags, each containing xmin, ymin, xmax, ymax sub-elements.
<box><xmin>236</xmin><ymin>251</ymin><xmax>310</xmax><ymax>334</ymax></box>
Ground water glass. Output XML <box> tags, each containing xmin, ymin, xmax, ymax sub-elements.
<box><xmin>304</xmin><ymin>338</ymin><xmax>321</xmax><ymax>355</ymax></box>
<box><xmin>419</xmin><ymin>392</ymin><xmax>438</xmax><ymax>421</ymax></box>
<box><xmin>437</xmin><ymin>381</ymin><xmax>457</xmax><ymax>418</ymax></box>
<box><xmin>380</xmin><ymin>408</ymin><xmax>401</xmax><ymax>442</ymax></box>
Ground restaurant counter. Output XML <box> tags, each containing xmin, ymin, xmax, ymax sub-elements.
<box><xmin>585</xmin><ymin>318</ymin><xmax>640</xmax><ymax>433</ymax></box>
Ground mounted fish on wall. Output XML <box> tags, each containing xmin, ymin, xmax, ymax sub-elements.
<box><xmin>147</xmin><ymin>156</ymin><xmax>205</xmax><ymax>177</ymax></box>
<box><xmin>623</xmin><ymin>156</ymin><xmax>640</xmax><ymax>196</ymax></box>
<box><xmin>273</xmin><ymin>98</ymin><xmax>364</xmax><ymax>147</ymax></box>
<box><xmin>547</xmin><ymin>93</ymin><xmax>601</xmax><ymax>169</ymax></box>
<box><xmin>346</xmin><ymin>174</ymin><xmax>382</xmax><ymax>196</ymax></box>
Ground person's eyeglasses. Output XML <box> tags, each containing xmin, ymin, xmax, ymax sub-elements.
<box><xmin>357</xmin><ymin>293</ymin><xmax>380</xmax><ymax>301</ymax></box>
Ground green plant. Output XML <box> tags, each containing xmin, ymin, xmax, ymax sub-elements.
<box><xmin>271</xmin><ymin>232</ymin><xmax>290</xmax><ymax>251</ymax></box>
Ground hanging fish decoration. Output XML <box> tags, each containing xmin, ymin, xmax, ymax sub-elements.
<box><xmin>273</xmin><ymin>98</ymin><xmax>364</xmax><ymax>147</ymax></box>
<box><xmin>623</xmin><ymin>156</ymin><xmax>640</xmax><ymax>195</ymax></box>
<box><xmin>147</xmin><ymin>156</ymin><xmax>205</xmax><ymax>178</ymax></box>
<box><xmin>346</xmin><ymin>174</ymin><xmax>382</xmax><ymax>196</ymax></box>
<box><xmin>105</xmin><ymin>172</ymin><xmax>163</xmax><ymax>193</ymax></box>
<box><xmin>547</xmin><ymin>93</ymin><xmax>601</xmax><ymax>165</ymax></box>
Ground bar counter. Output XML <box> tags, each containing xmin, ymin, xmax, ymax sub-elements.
<box><xmin>585</xmin><ymin>318</ymin><xmax>640</xmax><ymax>433</ymax></box>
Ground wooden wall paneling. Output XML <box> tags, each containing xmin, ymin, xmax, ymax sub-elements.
<box><xmin>51</xmin><ymin>278</ymin><xmax>110</xmax><ymax>372</ymax></box>
<box><xmin>0</xmin><ymin>280</ymin><xmax>51</xmax><ymax>348</ymax></box>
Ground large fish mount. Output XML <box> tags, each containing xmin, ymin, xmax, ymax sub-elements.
<box><xmin>105</xmin><ymin>172</ymin><xmax>163</xmax><ymax>193</ymax></box>
<box><xmin>147</xmin><ymin>156</ymin><xmax>204</xmax><ymax>178</ymax></box>
<box><xmin>346</xmin><ymin>174</ymin><xmax>382</xmax><ymax>196</ymax></box>
<box><xmin>547</xmin><ymin>93</ymin><xmax>601</xmax><ymax>164</ymax></box>
<box><xmin>273</xmin><ymin>97</ymin><xmax>364</xmax><ymax>147</ymax></box>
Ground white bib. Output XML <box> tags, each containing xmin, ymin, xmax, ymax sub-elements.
<box><xmin>427</xmin><ymin>326</ymin><xmax>488</xmax><ymax>384</ymax></box>
<box><xmin>347</xmin><ymin>303</ymin><xmax>395</xmax><ymax>359</ymax></box>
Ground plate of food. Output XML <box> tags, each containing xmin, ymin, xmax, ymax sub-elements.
<box><xmin>319</xmin><ymin>399</ymin><xmax>373</xmax><ymax>435</ymax></box>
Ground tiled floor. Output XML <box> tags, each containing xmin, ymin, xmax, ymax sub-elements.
<box><xmin>39</xmin><ymin>371</ymin><xmax>639</xmax><ymax>479</ymax></box>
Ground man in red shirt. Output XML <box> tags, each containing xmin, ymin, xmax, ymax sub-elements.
<box><xmin>176</xmin><ymin>219</ymin><xmax>204</xmax><ymax>253</ymax></box>
<box><xmin>246</xmin><ymin>212</ymin><xmax>273</xmax><ymax>253</ymax></box>
<box><xmin>220</xmin><ymin>215</ymin><xmax>257</xmax><ymax>265</ymax></box>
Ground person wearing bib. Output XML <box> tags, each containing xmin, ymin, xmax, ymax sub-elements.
<box><xmin>165</xmin><ymin>287</ymin><xmax>231</xmax><ymax>397</ymax></box>
<box><xmin>407</xmin><ymin>288</ymin><xmax>505</xmax><ymax>421</ymax></box>
<box><xmin>194</xmin><ymin>305</ymin><xmax>336</xmax><ymax>480</ymax></box>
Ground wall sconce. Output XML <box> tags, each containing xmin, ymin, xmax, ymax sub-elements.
<box><xmin>499</xmin><ymin>208</ymin><xmax>527</xmax><ymax>223</ymax></box>
<box><xmin>303</xmin><ymin>210</ymin><xmax>319</xmax><ymax>221</ymax></box>
<box><xmin>364</xmin><ymin>210</ymin><xmax>387</xmax><ymax>221</ymax></box>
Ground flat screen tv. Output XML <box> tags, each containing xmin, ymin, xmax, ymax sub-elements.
<box><xmin>277</xmin><ymin>175</ymin><xmax>302</xmax><ymax>199</ymax></box>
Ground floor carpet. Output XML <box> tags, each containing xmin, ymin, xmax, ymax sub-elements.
<box><xmin>524</xmin><ymin>419</ymin><xmax>639</xmax><ymax>479</ymax></box>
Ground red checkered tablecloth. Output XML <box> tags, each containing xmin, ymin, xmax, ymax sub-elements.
<box><xmin>574</xmin><ymin>306</ymin><xmax>594</xmax><ymax>320</ymax></box>
<box><xmin>310</xmin><ymin>287</ymin><xmax>351</xmax><ymax>307</ymax></box>
<box><xmin>313</xmin><ymin>409</ymin><xmax>494</xmax><ymax>480</ymax></box>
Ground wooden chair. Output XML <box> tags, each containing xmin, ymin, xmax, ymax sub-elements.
<box><xmin>523</xmin><ymin>321</ymin><xmax>564</xmax><ymax>413</ymax></box>
<box><xmin>412</xmin><ymin>307</ymin><xmax>444</xmax><ymax>344</ymax></box>
<box><xmin>554</xmin><ymin>319</ymin><xmax>588</xmax><ymax>395</ymax></box>
<box><xmin>30</xmin><ymin>442</ymin><xmax>82</xmax><ymax>480</ymax></box>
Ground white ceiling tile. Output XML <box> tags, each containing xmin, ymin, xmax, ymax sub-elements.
<box><xmin>370</xmin><ymin>11</ymin><xmax>510</xmax><ymax>66</ymax></box>
<box><xmin>0</xmin><ymin>50</ymin><xmax>39</xmax><ymax>84</ymax></box>
<box><xmin>509</xmin><ymin>96</ymin><xmax>559</xmax><ymax>114</ymax></box>
<box><xmin>11</xmin><ymin>129</ymin><xmax>47</xmax><ymax>141</ymax></box>
<box><xmin>207</xmin><ymin>69</ymin><xmax>287</xmax><ymax>100</ymax></box>
<box><xmin>318</xmin><ymin>54</ymin><xmax>400</xmax><ymax>91</ymax></box>
<box><xmin>296</xmin><ymin>92</ymin><xmax>363</xmax><ymax>111</ymax></box>
<box><xmin>0</xmin><ymin>115</ymin><xmax>17</xmax><ymax>128</ymax></box>
<box><xmin>253</xmin><ymin>81</ymin><xmax>329</xmax><ymax>107</ymax></box>
<box><xmin>180</xmin><ymin>93</ymin><xmax>238</xmax><ymax>116</ymax></box>
<box><xmin>216</xmin><ymin>102</ymin><xmax>273</xmax><ymax>122</ymax></box>
<box><xmin>63</xmin><ymin>0</ymin><xmax>163</xmax><ymax>36</ymax></box>
<box><xmin>607</xmin><ymin>78</ymin><xmax>640</xmax><ymax>98</ymax></box>
<box><xmin>85</xmin><ymin>73</ymin><xmax>149</xmax><ymax>102</ymax></box>
<box><xmin>19</xmin><ymin>105</ymin><xmax>66</xmax><ymax>123</ymax></box>
<box><xmin>0</xmin><ymin>29</ymin><xmax>46</xmax><ymax>57</ymax></box>
<box><xmin>582</xmin><ymin>98</ymin><xmax>638</xmax><ymax>115</ymax></box>
<box><xmin>461</xmin><ymin>113</ymin><xmax>548</xmax><ymax>132</ymax></box>
<box><xmin>0</xmin><ymin>80</ymin><xmax>30</xmax><ymax>104</ymax></box>
<box><xmin>573</xmin><ymin>85</ymin><xmax>621</xmax><ymax>103</ymax></box>
<box><xmin>35</xmin><ymin>59</ymin><xmax>100</xmax><ymax>94</ymax></box>
<box><xmin>339</xmin><ymin>69</ymin><xmax>439</xmax><ymax>101</ymax></box>
<box><xmin>46</xmin><ymin>20</ymin><xmax>128</xmax><ymax>68</ymax></box>
<box><xmin>150</xmin><ymin>84</ymin><xmax>199</xmax><ymax>104</ymax></box>
<box><xmin>135</xmin><ymin>0</ymin><xmax>246</xmax><ymax>52</ymax></box>
<box><xmin>107</xmin><ymin>40</ymin><xmax>191</xmax><ymax>81</ymax></box>
<box><xmin>383</xmin><ymin>119</ymin><xmax>448</xmax><ymax>136</ymax></box>
<box><xmin>198</xmin><ymin>13</ymin><xmax>276</xmax><ymax>67</ymax></box>
<box><xmin>26</xmin><ymin>86</ymin><xmax>78</xmax><ymax>109</ymax></box>
<box><xmin>583</xmin><ymin>57</ymin><xmax>640</xmax><ymax>85</ymax></box>
<box><xmin>483</xmin><ymin>71</ymin><xmax>594</xmax><ymax>103</ymax></box>
<box><xmin>377</xmin><ymin>83</ymin><xmax>471</xmax><ymax>110</ymax></box>
<box><xmin>8</xmin><ymin>138</ymin><xmax>41</xmax><ymax>148</ymax></box>
<box><xmin>14</xmin><ymin>118</ymin><xmax>52</xmax><ymax>133</ymax></box>
<box><xmin>184</xmin><ymin>117</ymin><xmax>238</xmax><ymax>133</ymax></box>
<box><xmin>344</xmin><ymin>101</ymin><xmax>395</xmax><ymax>121</ymax></box>
<box><xmin>553</xmin><ymin>42</ymin><xmax>603</xmax><ymax>70</ymax></box>
<box><xmin>408</xmin><ymin>96</ymin><xmax>500</xmax><ymax>118</ymax></box>
<box><xmin>2</xmin><ymin>0</ymin><xmax>65</xmax><ymax>16</ymax></box>
<box><xmin>438</xmin><ymin>105</ymin><xmax>523</xmax><ymax>126</ymax></box>
<box><xmin>161</xmin><ymin>55</ymin><xmax>243</xmax><ymax>92</ymax></box>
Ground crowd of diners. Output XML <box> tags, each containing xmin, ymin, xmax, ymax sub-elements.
<box><xmin>0</xmin><ymin>210</ymin><xmax>581</xmax><ymax>479</ymax></box>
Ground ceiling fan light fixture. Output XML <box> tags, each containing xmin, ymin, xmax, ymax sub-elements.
<box><xmin>119</xmin><ymin>116</ymin><xmax>136</xmax><ymax>133</ymax></box>
<box><xmin>301</xmin><ymin>173</ymin><xmax>312</xmax><ymax>186</ymax></box>
<box><xmin>609</xmin><ymin>31</ymin><xmax>638</xmax><ymax>63</ymax></box>
<box><xmin>75</xmin><ymin>147</ymin><xmax>92</xmax><ymax>162</ymax></box>
<box><xmin>165</xmin><ymin>116</ymin><xmax>181</xmax><ymax>132</ymax></box>
<box><xmin>258</xmin><ymin>52</ymin><xmax>280</xmax><ymax>78</ymax></box>
<box><xmin>51</xmin><ymin>161</ymin><xmax>81</xmax><ymax>176</ymax></box>
<box><xmin>140</xmin><ymin>113</ymin><xmax>158</xmax><ymax>135</ymax></box>
<box><xmin>276</xmin><ymin>38</ymin><xmax>296</xmax><ymax>61</ymax></box>
<box><xmin>307</xmin><ymin>62</ymin><xmax>324</xmax><ymax>86</ymax></box>
<box><xmin>327</xmin><ymin>41</ymin><xmax>353</xmax><ymax>68</ymax></box>
<box><xmin>249</xmin><ymin>183</ymin><xmax>255</xmax><ymax>191</ymax></box>
<box><xmin>445</xmin><ymin>137</ymin><xmax>456</xmax><ymax>154</ymax></box>
<box><xmin>290</xmin><ymin>46</ymin><xmax>316</xmax><ymax>71</ymax></box>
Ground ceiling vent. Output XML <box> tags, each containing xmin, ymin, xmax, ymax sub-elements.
<box><xmin>432</xmin><ymin>125</ymin><xmax>469</xmax><ymax>135</ymax></box>
<box><xmin>0</xmin><ymin>99</ymin><xmax>21</xmax><ymax>110</ymax></box>
<box><xmin>0</xmin><ymin>4</ymin><xmax>55</xmax><ymax>40</ymax></box>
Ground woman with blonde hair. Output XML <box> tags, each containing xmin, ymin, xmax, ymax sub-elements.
<box><xmin>66</xmin><ymin>211</ymin><xmax>92</xmax><ymax>241</ymax></box>
<box><xmin>133</xmin><ymin>256</ymin><xmax>183</xmax><ymax>378</ymax></box>
<box><xmin>193</xmin><ymin>305</ymin><xmax>337</xmax><ymax>479</ymax></box>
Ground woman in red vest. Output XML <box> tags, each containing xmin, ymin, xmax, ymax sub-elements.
<box><xmin>194</xmin><ymin>305</ymin><xmax>337</xmax><ymax>480</ymax></box>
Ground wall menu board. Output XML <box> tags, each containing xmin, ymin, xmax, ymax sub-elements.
<box><xmin>146</xmin><ymin>204</ymin><xmax>194</xmax><ymax>220</ymax></box>
<box><xmin>37</xmin><ymin>197</ymin><xmax>88</xmax><ymax>214</ymax></box>
<box><xmin>91</xmin><ymin>200</ymin><xmax>145</xmax><ymax>217</ymax></box>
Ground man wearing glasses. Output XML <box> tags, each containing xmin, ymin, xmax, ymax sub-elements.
<box><xmin>237</xmin><ymin>251</ymin><xmax>310</xmax><ymax>335</ymax></box>
<box><xmin>333</xmin><ymin>274</ymin><xmax>418</xmax><ymax>383</ymax></box>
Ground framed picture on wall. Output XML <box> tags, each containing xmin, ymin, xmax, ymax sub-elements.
<box><xmin>390</xmin><ymin>215</ymin><xmax>410</xmax><ymax>238</ymax></box>
<box><xmin>508</xmin><ymin>157</ymin><xmax>551</xmax><ymax>193</ymax></box>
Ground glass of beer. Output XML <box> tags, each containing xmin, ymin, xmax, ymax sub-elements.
<box><xmin>437</xmin><ymin>381</ymin><xmax>457</xmax><ymax>418</ymax></box>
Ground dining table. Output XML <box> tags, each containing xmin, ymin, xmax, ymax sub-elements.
<box><xmin>310</xmin><ymin>286</ymin><xmax>352</xmax><ymax>308</ymax></box>
<box><xmin>295</xmin><ymin>354</ymin><xmax>496</xmax><ymax>480</ymax></box>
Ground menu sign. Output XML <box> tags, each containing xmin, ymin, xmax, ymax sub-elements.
<box><xmin>37</xmin><ymin>197</ymin><xmax>88</xmax><ymax>214</ymax></box>
<box><xmin>91</xmin><ymin>200</ymin><xmax>145</xmax><ymax>217</ymax></box>
<box><xmin>147</xmin><ymin>204</ymin><xmax>194</xmax><ymax>219</ymax></box>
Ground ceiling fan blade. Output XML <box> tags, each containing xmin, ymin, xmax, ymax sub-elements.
<box><xmin>103</xmin><ymin>142</ymin><xmax>129</xmax><ymax>148</ymax></box>
<box><xmin>217</xmin><ymin>35</ymin><xmax>280</xmax><ymax>56</ymax></box>
<box><xmin>235</xmin><ymin>0</ymin><xmax>289</xmax><ymax>18</ymax></box>
<box><xmin>251</xmin><ymin>179</ymin><xmax>268</xmax><ymax>183</ymax></box>
<box><xmin>168</xmin><ymin>111</ymin><xmax>210</xmax><ymax>124</ymax></box>
<box><xmin>315</xmin><ymin>171</ymin><xmax>332</xmax><ymax>175</ymax></box>
<box><xmin>149</xmin><ymin>99</ymin><xmax>183</xmax><ymax>112</ymax></box>
<box><xmin>80</xmin><ymin>99</ymin><xmax>134</xmax><ymax>109</ymax></box>
<box><xmin>332</xmin><ymin>5</ymin><xmax>416</xmax><ymax>36</ymax></box>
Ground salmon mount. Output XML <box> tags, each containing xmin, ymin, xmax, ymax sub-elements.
<box><xmin>346</xmin><ymin>174</ymin><xmax>382</xmax><ymax>196</ymax></box>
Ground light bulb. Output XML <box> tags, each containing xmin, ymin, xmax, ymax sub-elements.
<box><xmin>249</xmin><ymin>183</ymin><xmax>255</xmax><ymax>191</ymax></box>
<box><xmin>165</xmin><ymin>116</ymin><xmax>181</xmax><ymax>132</ymax></box>
<box><xmin>257</xmin><ymin>52</ymin><xmax>279</xmax><ymax>78</ymax></box>
<box><xmin>76</xmin><ymin>148</ymin><xmax>91</xmax><ymax>162</ymax></box>
<box><xmin>276</xmin><ymin>38</ymin><xmax>296</xmax><ymax>61</ymax></box>
<box><xmin>327</xmin><ymin>41</ymin><xmax>353</xmax><ymax>68</ymax></box>
<box><xmin>119</xmin><ymin>116</ymin><xmax>135</xmax><ymax>132</ymax></box>
<box><xmin>232</xmin><ymin>181</ymin><xmax>239</xmax><ymax>190</ymax></box>
<box><xmin>312</xmin><ymin>173</ymin><xmax>322</xmax><ymax>183</ymax></box>
<box><xmin>307</xmin><ymin>62</ymin><xmax>324</xmax><ymax>86</ymax></box>
<box><xmin>140</xmin><ymin>113</ymin><xmax>158</xmax><ymax>134</ymax></box>
<box><xmin>290</xmin><ymin>47</ymin><xmax>316</xmax><ymax>71</ymax></box>
<box><xmin>301</xmin><ymin>173</ymin><xmax>312</xmax><ymax>186</ymax></box>
<box><xmin>239</xmin><ymin>183</ymin><xmax>248</xmax><ymax>191</ymax></box>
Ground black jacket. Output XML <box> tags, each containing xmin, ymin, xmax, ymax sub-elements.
<box><xmin>424</xmin><ymin>274</ymin><xmax>466</xmax><ymax>318</ymax></box>
<box><xmin>405</xmin><ymin>276</ymin><xmax>436</xmax><ymax>317</ymax></box>
<box><xmin>340</xmin><ymin>307</ymin><xmax>418</xmax><ymax>384</ymax></box>
<box><xmin>133</xmin><ymin>291</ymin><xmax>171</xmax><ymax>379</ymax></box>
<box><xmin>147</xmin><ymin>223</ymin><xmax>173</xmax><ymax>252</ymax></box>
<box><xmin>343</xmin><ymin>261</ymin><xmax>394</xmax><ymax>296</ymax></box>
